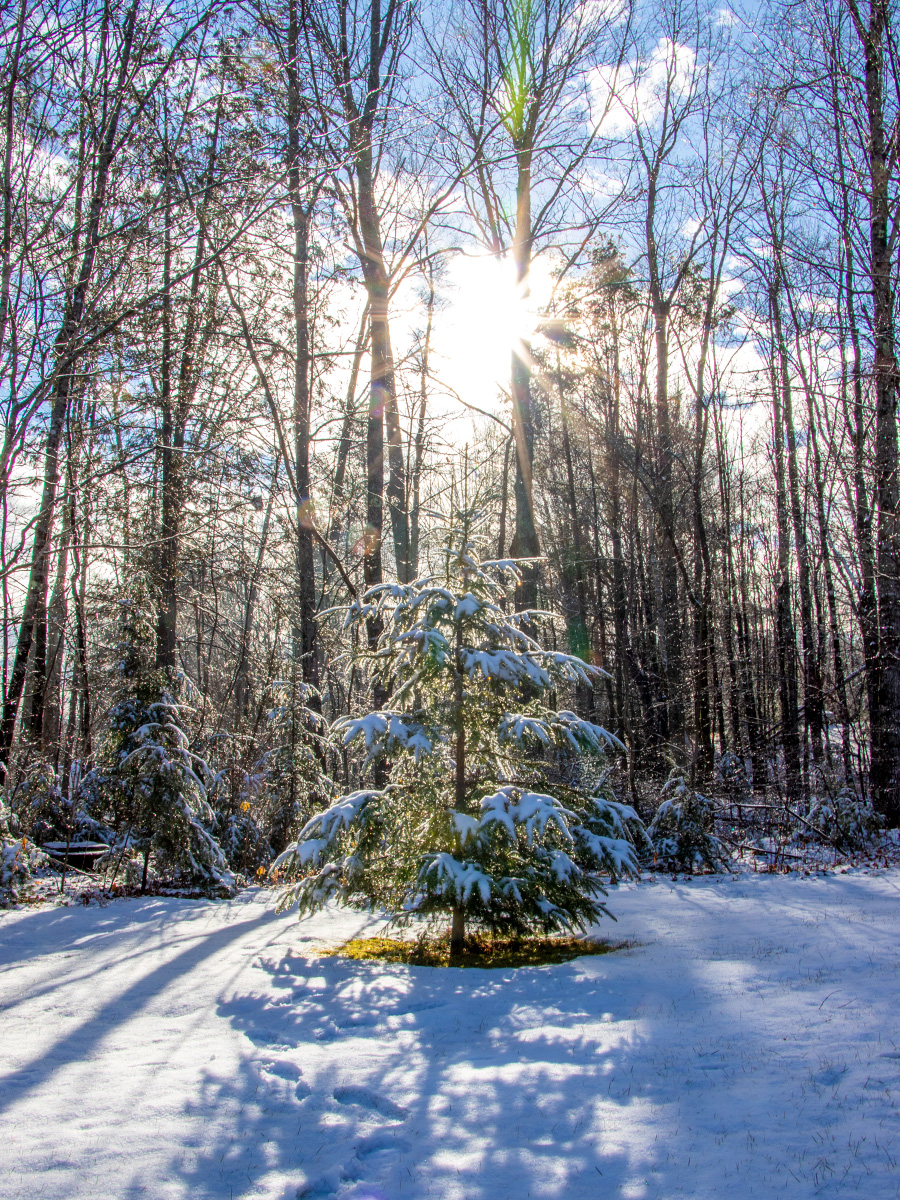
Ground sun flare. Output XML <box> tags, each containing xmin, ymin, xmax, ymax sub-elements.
<box><xmin>432</xmin><ymin>252</ymin><xmax>556</xmax><ymax>425</ymax></box>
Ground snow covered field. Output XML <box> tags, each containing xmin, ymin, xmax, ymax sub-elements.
<box><xmin>1</xmin><ymin>872</ymin><xmax>898</xmax><ymax>1200</ymax></box>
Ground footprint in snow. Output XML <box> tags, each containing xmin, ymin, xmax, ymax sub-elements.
<box><xmin>355</xmin><ymin>1131</ymin><xmax>410</xmax><ymax>1159</ymax></box>
<box><xmin>401</xmin><ymin>1000</ymin><xmax>446</xmax><ymax>1014</ymax></box>
<box><xmin>333</xmin><ymin>1085</ymin><xmax>408</xmax><ymax>1121</ymax></box>
<box><xmin>257</xmin><ymin>1058</ymin><xmax>313</xmax><ymax>1100</ymax></box>
<box><xmin>333</xmin><ymin>1012</ymin><xmax>381</xmax><ymax>1031</ymax></box>
<box><xmin>241</xmin><ymin>1026</ymin><xmax>294</xmax><ymax>1049</ymax></box>
<box><xmin>260</xmin><ymin>1059</ymin><xmax>302</xmax><ymax>1081</ymax></box>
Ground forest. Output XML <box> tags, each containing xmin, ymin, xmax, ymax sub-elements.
<box><xmin>2</xmin><ymin>0</ymin><xmax>900</xmax><ymax>900</ymax></box>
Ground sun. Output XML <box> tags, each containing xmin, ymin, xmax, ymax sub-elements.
<box><xmin>431</xmin><ymin>252</ymin><xmax>556</xmax><ymax>428</ymax></box>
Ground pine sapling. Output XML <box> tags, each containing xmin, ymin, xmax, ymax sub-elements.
<box><xmin>275</xmin><ymin>503</ymin><xmax>648</xmax><ymax>948</ymax></box>
<box><xmin>98</xmin><ymin>593</ymin><xmax>232</xmax><ymax>892</ymax></box>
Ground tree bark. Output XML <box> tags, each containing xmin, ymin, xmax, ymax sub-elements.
<box><xmin>287</xmin><ymin>0</ymin><xmax>319</xmax><ymax>687</ymax></box>
<box><xmin>646</xmin><ymin>172</ymin><xmax>684</xmax><ymax>754</ymax></box>
<box><xmin>767</xmin><ymin>296</ymin><xmax>802</xmax><ymax>804</ymax></box>
<box><xmin>510</xmin><ymin>145</ymin><xmax>540</xmax><ymax>607</ymax></box>
<box><xmin>855</xmin><ymin>0</ymin><xmax>900</xmax><ymax>823</ymax></box>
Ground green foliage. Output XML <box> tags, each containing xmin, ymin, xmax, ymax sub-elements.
<box><xmin>96</xmin><ymin>593</ymin><xmax>232</xmax><ymax>891</ymax></box>
<box><xmin>648</xmin><ymin>771</ymin><xmax>730</xmax><ymax>874</ymax></box>
<box><xmin>203</xmin><ymin>676</ymin><xmax>335</xmax><ymax>878</ymax></box>
<box><xmin>807</xmin><ymin>787</ymin><xmax>882</xmax><ymax>851</ymax></box>
<box><xmin>9</xmin><ymin>758</ymin><xmax>67</xmax><ymax>845</ymax></box>
<box><xmin>716</xmin><ymin>751</ymin><xmax>749</xmax><ymax>799</ymax></box>
<box><xmin>257</xmin><ymin>679</ymin><xmax>335</xmax><ymax>856</ymax></box>
<box><xmin>8</xmin><ymin>757</ymin><xmax>108</xmax><ymax>848</ymax></box>
<box><xmin>1</xmin><ymin>776</ymin><xmax>51</xmax><ymax>905</ymax></box>
<box><xmin>276</xmin><ymin>504</ymin><xmax>647</xmax><ymax>937</ymax></box>
<box><xmin>0</xmin><ymin>835</ymin><xmax>50</xmax><ymax>906</ymax></box>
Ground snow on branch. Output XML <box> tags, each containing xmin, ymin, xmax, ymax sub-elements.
<box><xmin>335</xmin><ymin>712</ymin><xmax>435</xmax><ymax>761</ymax></box>
<box><xmin>418</xmin><ymin>853</ymin><xmax>493</xmax><ymax>903</ymax></box>
<box><xmin>479</xmin><ymin>786</ymin><xmax>575</xmax><ymax>846</ymax></box>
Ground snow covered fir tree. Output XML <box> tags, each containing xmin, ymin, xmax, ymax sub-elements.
<box><xmin>95</xmin><ymin>590</ymin><xmax>233</xmax><ymax>893</ymax></box>
<box><xmin>256</xmin><ymin>678</ymin><xmax>335</xmax><ymax>857</ymax></box>
<box><xmin>276</xmin><ymin>504</ymin><xmax>650</xmax><ymax>951</ymax></box>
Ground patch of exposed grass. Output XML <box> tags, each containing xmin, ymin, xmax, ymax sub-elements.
<box><xmin>323</xmin><ymin>932</ymin><xmax>629</xmax><ymax>968</ymax></box>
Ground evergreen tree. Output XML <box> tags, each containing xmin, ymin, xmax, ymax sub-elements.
<box><xmin>96</xmin><ymin>593</ymin><xmax>233</xmax><ymax>892</ymax></box>
<box><xmin>648</xmin><ymin>770</ymin><xmax>730</xmax><ymax>874</ymax></box>
<box><xmin>259</xmin><ymin>678</ymin><xmax>335</xmax><ymax>856</ymax></box>
<box><xmin>276</xmin><ymin>505</ymin><xmax>647</xmax><ymax>949</ymax></box>
<box><xmin>806</xmin><ymin>786</ymin><xmax>882</xmax><ymax>852</ymax></box>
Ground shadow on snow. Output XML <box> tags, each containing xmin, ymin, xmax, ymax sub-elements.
<box><xmin>166</xmin><ymin>944</ymin><xmax>657</xmax><ymax>1200</ymax></box>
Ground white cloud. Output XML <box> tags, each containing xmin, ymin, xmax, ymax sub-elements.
<box><xmin>590</xmin><ymin>38</ymin><xmax>700</xmax><ymax>136</ymax></box>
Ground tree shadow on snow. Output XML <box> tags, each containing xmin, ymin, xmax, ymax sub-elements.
<box><xmin>0</xmin><ymin>898</ymin><xmax>280</xmax><ymax>1119</ymax></box>
<box><xmin>165</xmin><ymin>943</ymin><xmax>666</xmax><ymax>1200</ymax></box>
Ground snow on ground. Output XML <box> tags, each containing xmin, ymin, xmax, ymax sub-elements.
<box><xmin>1</xmin><ymin>871</ymin><xmax>899</xmax><ymax>1200</ymax></box>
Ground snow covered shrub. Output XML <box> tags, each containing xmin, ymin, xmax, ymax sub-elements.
<box><xmin>565</xmin><ymin>759</ymin><xmax>652</xmax><ymax>875</ymax></box>
<box><xmin>97</xmin><ymin>594</ymin><xmax>233</xmax><ymax>893</ymax></box>
<box><xmin>212</xmin><ymin>804</ymin><xmax>269</xmax><ymax>877</ymax></box>
<box><xmin>11</xmin><ymin>757</ymin><xmax>66</xmax><ymax>844</ymax></box>
<box><xmin>716</xmin><ymin>751</ymin><xmax>749</xmax><ymax>800</ymax></box>
<box><xmin>10</xmin><ymin>757</ymin><xmax>109</xmax><ymax>848</ymax></box>
<box><xmin>276</xmin><ymin>504</ymin><xmax>647</xmax><ymax>946</ymax></box>
<box><xmin>0</xmin><ymin>785</ymin><xmax>52</xmax><ymax>904</ymax></box>
<box><xmin>0</xmin><ymin>836</ymin><xmax>50</xmax><ymax>906</ymax></box>
<box><xmin>648</xmin><ymin>771</ymin><xmax>730</xmax><ymax>873</ymax></box>
<box><xmin>1</xmin><ymin>790</ymin><xmax>31</xmax><ymax>904</ymax></box>
<box><xmin>199</xmin><ymin>734</ymin><xmax>270</xmax><ymax>876</ymax></box>
<box><xmin>258</xmin><ymin>679</ymin><xmax>334</xmax><ymax>857</ymax></box>
<box><xmin>806</xmin><ymin>787</ymin><xmax>882</xmax><ymax>851</ymax></box>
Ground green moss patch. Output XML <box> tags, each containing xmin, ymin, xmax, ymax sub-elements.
<box><xmin>323</xmin><ymin>933</ymin><xmax>628</xmax><ymax>969</ymax></box>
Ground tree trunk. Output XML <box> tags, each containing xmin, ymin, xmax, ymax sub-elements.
<box><xmin>646</xmin><ymin>168</ymin><xmax>684</xmax><ymax>754</ymax></box>
<box><xmin>156</xmin><ymin>85</ymin><xmax>222</xmax><ymax>673</ymax></box>
<box><xmin>859</xmin><ymin>0</ymin><xmax>900</xmax><ymax>824</ymax></box>
<box><xmin>356</xmin><ymin>142</ymin><xmax>410</xmax><ymax>584</ymax></box>
<box><xmin>450</xmin><ymin>905</ymin><xmax>466</xmax><ymax>955</ymax></box>
<box><xmin>451</xmin><ymin>616</ymin><xmax>467</xmax><ymax>955</ymax></box>
<box><xmin>287</xmin><ymin>0</ymin><xmax>319</xmax><ymax>688</ymax></box>
<box><xmin>329</xmin><ymin>305</ymin><xmax>369</xmax><ymax>544</ymax></box>
<box><xmin>409</xmin><ymin>259</ymin><xmax>434</xmax><ymax>577</ymax></box>
<box><xmin>43</xmin><ymin>472</ymin><xmax>74</xmax><ymax>757</ymax></box>
<box><xmin>510</xmin><ymin>145</ymin><xmax>540</xmax><ymax>607</ymax></box>
<box><xmin>559</xmin><ymin>369</ymin><xmax>591</xmax><ymax>715</ymax></box>
<box><xmin>771</xmin><ymin>279</ymin><xmax>824</xmax><ymax>769</ymax></box>
<box><xmin>767</xmin><ymin>302</ymin><xmax>802</xmax><ymax>804</ymax></box>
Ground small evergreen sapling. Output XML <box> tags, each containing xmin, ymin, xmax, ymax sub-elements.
<box><xmin>259</xmin><ymin>679</ymin><xmax>335</xmax><ymax>856</ymax></box>
<box><xmin>99</xmin><ymin>595</ymin><xmax>232</xmax><ymax>892</ymax></box>
<box><xmin>648</xmin><ymin>770</ymin><xmax>730</xmax><ymax>873</ymax></box>
<box><xmin>807</xmin><ymin>787</ymin><xmax>882</xmax><ymax>851</ymax></box>
<box><xmin>276</xmin><ymin>506</ymin><xmax>647</xmax><ymax>949</ymax></box>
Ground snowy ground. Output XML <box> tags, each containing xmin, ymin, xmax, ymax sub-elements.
<box><xmin>1</xmin><ymin>872</ymin><xmax>899</xmax><ymax>1200</ymax></box>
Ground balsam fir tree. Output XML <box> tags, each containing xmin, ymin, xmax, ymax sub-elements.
<box><xmin>98</xmin><ymin>592</ymin><xmax>232</xmax><ymax>892</ymax></box>
<box><xmin>648</xmin><ymin>770</ymin><xmax>730</xmax><ymax>874</ymax></box>
<box><xmin>259</xmin><ymin>678</ymin><xmax>335</xmax><ymax>856</ymax></box>
<box><xmin>276</xmin><ymin>504</ymin><xmax>647</xmax><ymax>950</ymax></box>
